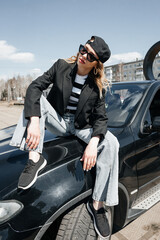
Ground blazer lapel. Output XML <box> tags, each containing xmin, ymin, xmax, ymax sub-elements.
<box><xmin>63</xmin><ymin>62</ymin><xmax>77</xmax><ymax>110</ymax></box>
<box><xmin>75</xmin><ymin>76</ymin><xmax>94</xmax><ymax>119</ymax></box>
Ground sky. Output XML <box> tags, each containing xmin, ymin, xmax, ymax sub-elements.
<box><xmin>0</xmin><ymin>0</ymin><xmax>160</xmax><ymax>80</ymax></box>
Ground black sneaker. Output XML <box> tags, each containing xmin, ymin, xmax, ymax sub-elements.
<box><xmin>18</xmin><ymin>155</ymin><xmax>47</xmax><ymax>190</ymax></box>
<box><xmin>87</xmin><ymin>201</ymin><xmax>110</xmax><ymax>239</ymax></box>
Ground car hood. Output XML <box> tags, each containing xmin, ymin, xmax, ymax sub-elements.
<box><xmin>0</xmin><ymin>125</ymin><xmax>124</xmax><ymax>196</ymax></box>
<box><xmin>0</xmin><ymin>125</ymin><xmax>16</xmax><ymax>145</ymax></box>
<box><xmin>0</xmin><ymin>125</ymin><xmax>56</xmax><ymax>196</ymax></box>
<box><xmin>0</xmin><ymin>125</ymin><xmax>57</xmax><ymax>157</ymax></box>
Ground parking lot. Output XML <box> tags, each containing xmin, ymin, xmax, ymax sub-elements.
<box><xmin>0</xmin><ymin>101</ymin><xmax>160</xmax><ymax>240</ymax></box>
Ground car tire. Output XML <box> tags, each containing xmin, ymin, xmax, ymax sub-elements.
<box><xmin>55</xmin><ymin>203</ymin><xmax>114</xmax><ymax>240</ymax></box>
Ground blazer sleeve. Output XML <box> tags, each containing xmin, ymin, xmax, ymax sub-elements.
<box><xmin>24</xmin><ymin>59</ymin><xmax>60</xmax><ymax>119</ymax></box>
<box><xmin>91</xmin><ymin>89</ymin><xmax>108</xmax><ymax>141</ymax></box>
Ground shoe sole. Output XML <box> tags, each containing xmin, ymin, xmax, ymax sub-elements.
<box><xmin>86</xmin><ymin>202</ymin><xmax>110</xmax><ymax>239</ymax></box>
<box><xmin>18</xmin><ymin>159</ymin><xmax>47</xmax><ymax>190</ymax></box>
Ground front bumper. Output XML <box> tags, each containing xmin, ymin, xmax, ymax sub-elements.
<box><xmin>0</xmin><ymin>223</ymin><xmax>39</xmax><ymax>240</ymax></box>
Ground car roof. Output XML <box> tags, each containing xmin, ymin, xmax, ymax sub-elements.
<box><xmin>111</xmin><ymin>80</ymin><xmax>156</xmax><ymax>85</ymax></box>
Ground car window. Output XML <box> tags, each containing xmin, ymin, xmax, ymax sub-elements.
<box><xmin>141</xmin><ymin>89</ymin><xmax>160</xmax><ymax>133</ymax></box>
<box><xmin>106</xmin><ymin>83</ymin><xmax>149</xmax><ymax>127</ymax></box>
<box><xmin>149</xmin><ymin>90</ymin><xmax>160</xmax><ymax>120</ymax></box>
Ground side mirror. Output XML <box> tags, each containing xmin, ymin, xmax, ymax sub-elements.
<box><xmin>142</xmin><ymin>117</ymin><xmax>160</xmax><ymax>134</ymax></box>
<box><xmin>143</xmin><ymin>120</ymin><xmax>152</xmax><ymax>134</ymax></box>
<box><xmin>152</xmin><ymin>116</ymin><xmax>160</xmax><ymax>132</ymax></box>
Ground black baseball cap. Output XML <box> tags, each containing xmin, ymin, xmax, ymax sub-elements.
<box><xmin>86</xmin><ymin>36</ymin><xmax>111</xmax><ymax>63</ymax></box>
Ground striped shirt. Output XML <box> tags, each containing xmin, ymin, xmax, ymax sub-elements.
<box><xmin>66</xmin><ymin>74</ymin><xmax>88</xmax><ymax>114</ymax></box>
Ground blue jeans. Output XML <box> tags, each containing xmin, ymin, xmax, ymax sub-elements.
<box><xmin>10</xmin><ymin>95</ymin><xmax>119</xmax><ymax>206</ymax></box>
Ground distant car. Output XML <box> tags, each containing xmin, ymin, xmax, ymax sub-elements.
<box><xmin>0</xmin><ymin>42</ymin><xmax>160</xmax><ymax>240</ymax></box>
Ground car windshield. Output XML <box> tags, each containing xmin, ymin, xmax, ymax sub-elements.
<box><xmin>105</xmin><ymin>83</ymin><xmax>149</xmax><ymax>127</ymax></box>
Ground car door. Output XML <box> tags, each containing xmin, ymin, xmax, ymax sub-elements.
<box><xmin>132</xmin><ymin>87</ymin><xmax>160</xmax><ymax>198</ymax></box>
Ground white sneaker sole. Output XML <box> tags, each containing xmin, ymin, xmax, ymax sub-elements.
<box><xmin>87</xmin><ymin>202</ymin><xmax>110</xmax><ymax>239</ymax></box>
<box><xmin>18</xmin><ymin>159</ymin><xmax>47</xmax><ymax>190</ymax></box>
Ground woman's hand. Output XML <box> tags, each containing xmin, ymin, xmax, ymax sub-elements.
<box><xmin>80</xmin><ymin>136</ymin><xmax>100</xmax><ymax>171</ymax></box>
<box><xmin>26</xmin><ymin>116</ymin><xmax>40</xmax><ymax>150</ymax></box>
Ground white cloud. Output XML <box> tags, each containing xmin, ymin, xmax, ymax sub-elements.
<box><xmin>30</xmin><ymin>68</ymin><xmax>42</xmax><ymax>78</ymax></box>
<box><xmin>0</xmin><ymin>40</ymin><xmax>34</xmax><ymax>63</ymax></box>
<box><xmin>105</xmin><ymin>52</ymin><xmax>143</xmax><ymax>66</ymax></box>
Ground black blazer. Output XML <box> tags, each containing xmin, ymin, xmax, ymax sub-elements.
<box><xmin>24</xmin><ymin>59</ymin><xmax>108</xmax><ymax>140</ymax></box>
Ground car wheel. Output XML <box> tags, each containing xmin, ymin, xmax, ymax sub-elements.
<box><xmin>55</xmin><ymin>203</ymin><xmax>114</xmax><ymax>240</ymax></box>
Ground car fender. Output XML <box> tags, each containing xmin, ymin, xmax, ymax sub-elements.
<box><xmin>7</xmin><ymin>155</ymin><xmax>94</xmax><ymax>232</ymax></box>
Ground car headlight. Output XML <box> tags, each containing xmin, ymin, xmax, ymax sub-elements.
<box><xmin>0</xmin><ymin>200</ymin><xmax>24</xmax><ymax>224</ymax></box>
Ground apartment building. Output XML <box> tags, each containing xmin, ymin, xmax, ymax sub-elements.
<box><xmin>104</xmin><ymin>55</ymin><xmax>160</xmax><ymax>82</ymax></box>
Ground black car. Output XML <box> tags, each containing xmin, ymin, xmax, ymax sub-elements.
<box><xmin>0</xmin><ymin>42</ymin><xmax>160</xmax><ymax>240</ymax></box>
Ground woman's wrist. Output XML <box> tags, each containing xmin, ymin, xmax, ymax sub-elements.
<box><xmin>30</xmin><ymin>116</ymin><xmax>39</xmax><ymax>123</ymax></box>
<box><xmin>89</xmin><ymin>136</ymin><xmax>100</xmax><ymax>147</ymax></box>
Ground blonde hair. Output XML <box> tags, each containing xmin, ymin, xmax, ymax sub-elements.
<box><xmin>65</xmin><ymin>54</ymin><xmax>109</xmax><ymax>98</ymax></box>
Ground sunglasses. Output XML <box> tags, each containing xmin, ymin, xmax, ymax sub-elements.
<box><xmin>79</xmin><ymin>44</ymin><xmax>98</xmax><ymax>62</ymax></box>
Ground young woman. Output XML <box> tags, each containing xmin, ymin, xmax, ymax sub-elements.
<box><xmin>10</xmin><ymin>36</ymin><xmax>119</xmax><ymax>238</ymax></box>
